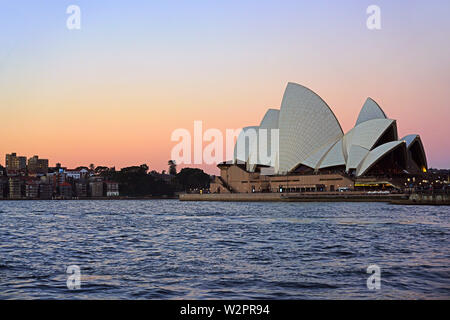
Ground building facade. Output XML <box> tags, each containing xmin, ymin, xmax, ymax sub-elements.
<box><xmin>212</xmin><ymin>83</ymin><xmax>428</xmax><ymax>193</ymax></box>
<box><xmin>8</xmin><ymin>177</ymin><xmax>22</xmax><ymax>199</ymax></box>
<box><xmin>5</xmin><ymin>153</ymin><xmax>27</xmax><ymax>175</ymax></box>
<box><xmin>39</xmin><ymin>184</ymin><xmax>53</xmax><ymax>200</ymax></box>
<box><xmin>59</xmin><ymin>182</ymin><xmax>73</xmax><ymax>199</ymax></box>
<box><xmin>75</xmin><ymin>182</ymin><xmax>88</xmax><ymax>198</ymax></box>
<box><xmin>105</xmin><ymin>181</ymin><xmax>119</xmax><ymax>197</ymax></box>
<box><xmin>25</xmin><ymin>181</ymin><xmax>39</xmax><ymax>199</ymax></box>
<box><xmin>0</xmin><ymin>178</ymin><xmax>6</xmax><ymax>199</ymax></box>
<box><xmin>89</xmin><ymin>178</ymin><xmax>104</xmax><ymax>197</ymax></box>
<box><xmin>211</xmin><ymin>163</ymin><xmax>354</xmax><ymax>194</ymax></box>
<box><xmin>27</xmin><ymin>156</ymin><xmax>49</xmax><ymax>175</ymax></box>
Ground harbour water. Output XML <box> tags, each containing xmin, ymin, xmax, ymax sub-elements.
<box><xmin>0</xmin><ymin>200</ymin><xmax>449</xmax><ymax>299</ymax></box>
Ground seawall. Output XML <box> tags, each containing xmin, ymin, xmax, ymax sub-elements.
<box><xmin>391</xmin><ymin>193</ymin><xmax>450</xmax><ymax>205</ymax></box>
<box><xmin>179</xmin><ymin>192</ymin><xmax>408</xmax><ymax>202</ymax></box>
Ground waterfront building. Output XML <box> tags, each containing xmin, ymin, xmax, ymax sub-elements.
<box><xmin>8</xmin><ymin>177</ymin><xmax>22</xmax><ymax>199</ymax></box>
<box><xmin>89</xmin><ymin>178</ymin><xmax>104</xmax><ymax>197</ymax></box>
<box><xmin>39</xmin><ymin>183</ymin><xmax>53</xmax><ymax>200</ymax></box>
<box><xmin>66</xmin><ymin>169</ymin><xmax>82</xmax><ymax>180</ymax></box>
<box><xmin>105</xmin><ymin>181</ymin><xmax>119</xmax><ymax>197</ymax></box>
<box><xmin>212</xmin><ymin>162</ymin><xmax>355</xmax><ymax>194</ymax></box>
<box><xmin>5</xmin><ymin>153</ymin><xmax>27</xmax><ymax>175</ymax></box>
<box><xmin>27</xmin><ymin>156</ymin><xmax>49</xmax><ymax>175</ymax></box>
<box><xmin>211</xmin><ymin>83</ymin><xmax>428</xmax><ymax>193</ymax></box>
<box><xmin>49</xmin><ymin>163</ymin><xmax>67</xmax><ymax>172</ymax></box>
<box><xmin>64</xmin><ymin>168</ymin><xmax>91</xmax><ymax>180</ymax></box>
<box><xmin>25</xmin><ymin>180</ymin><xmax>39</xmax><ymax>199</ymax></box>
<box><xmin>59</xmin><ymin>182</ymin><xmax>73</xmax><ymax>199</ymax></box>
<box><xmin>0</xmin><ymin>178</ymin><xmax>6</xmax><ymax>198</ymax></box>
<box><xmin>55</xmin><ymin>172</ymin><xmax>67</xmax><ymax>185</ymax></box>
<box><xmin>49</xmin><ymin>170</ymin><xmax>68</xmax><ymax>186</ymax></box>
<box><xmin>75</xmin><ymin>182</ymin><xmax>88</xmax><ymax>197</ymax></box>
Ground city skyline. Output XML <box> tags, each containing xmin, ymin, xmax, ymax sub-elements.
<box><xmin>1</xmin><ymin>1</ymin><xmax>450</xmax><ymax>173</ymax></box>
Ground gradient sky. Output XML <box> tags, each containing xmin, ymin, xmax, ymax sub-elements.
<box><xmin>1</xmin><ymin>0</ymin><xmax>449</xmax><ymax>173</ymax></box>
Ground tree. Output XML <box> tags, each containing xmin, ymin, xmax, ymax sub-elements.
<box><xmin>89</xmin><ymin>163</ymin><xmax>95</xmax><ymax>171</ymax></box>
<box><xmin>168</xmin><ymin>160</ymin><xmax>177</xmax><ymax>175</ymax></box>
<box><xmin>95</xmin><ymin>166</ymin><xmax>109</xmax><ymax>174</ymax></box>
<box><xmin>140</xmin><ymin>164</ymin><xmax>149</xmax><ymax>173</ymax></box>
<box><xmin>176</xmin><ymin>168</ymin><xmax>210</xmax><ymax>191</ymax></box>
<box><xmin>106</xmin><ymin>163</ymin><xmax>176</xmax><ymax>197</ymax></box>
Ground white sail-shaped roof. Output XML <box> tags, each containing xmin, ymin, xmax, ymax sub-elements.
<box><xmin>301</xmin><ymin>139</ymin><xmax>338</xmax><ymax>170</ymax></box>
<box><xmin>259</xmin><ymin>109</ymin><xmax>279</xmax><ymax>129</ymax></box>
<box><xmin>401</xmin><ymin>134</ymin><xmax>428</xmax><ymax>170</ymax></box>
<box><xmin>342</xmin><ymin>130</ymin><xmax>354</xmax><ymax>161</ymax></box>
<box><xmin>318</xmin><ymin>139</ymin><xmax>346</xmax><ymax>169</ymax></box>
<box><xmin>355</xmin><ymin>98</ymin><xmax>387</xmax><ymax>126</ymax></box>
<box><xmin>234</xmin><ymin>109</ymin><xmax>280</xmax><ymax>172</ymax></box>
<box><xmin>346</xmin><ymin>145</ymin><xmax>370</xmax><ymax>171</ymax></box>
<box><xmin>356</xmin><ymin>141</ymin><xmax>406</xmax><ymax>176</ymax></box>
<box><xmin>341</xmin><ymin>119</ymin><xmax>397</xmax><ymax>173</ymax></box>
<box><xmin>343</xmin><ymin>119</ymin><xmax>396</xmax><ymax>155</ymax></box>
<box><xmin>402</xmin><ymin>134</ymin><xmax>420</xmax><ymax>148</ymax></box>
<box><xmin>257</xmin><ymin>109</ymin><xmax>280</xmax><ymax>168</ymax></box>
<box><xmin>278</xmin><ymin>82</ymin><xmax>343</xmax><ymax>173</ymax></box>
<box><xmin>226</xmin><ymin>82</ymin><xmax>424</xmax><ymax>178</ymax></box>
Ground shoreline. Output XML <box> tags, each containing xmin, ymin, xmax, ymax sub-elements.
<box><xmin>179</xmin><ymin>192</ymin><xmax>406</xmax><ymax>203</ymax></box>
<box><xmin>179</xmin><ymin>192</ymin><xmax>450</xmax><ymax>205</ymax></box>
<box><xmin>1</xmin><ymin>193</ymin><xmax>449</xmax><ymax>205</ymax></box>
<box><xmin>0</xmin><ymin>196</ymin><xmax>178</xmax><ymax>201</ymax></box>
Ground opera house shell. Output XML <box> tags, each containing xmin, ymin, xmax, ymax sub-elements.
<box><xmin>233</xmin><ymin>82</ymin><xmax>427</xmax><ymax>178</ymax></box>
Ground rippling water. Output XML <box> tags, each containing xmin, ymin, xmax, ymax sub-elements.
<box><xmin>0</xmin><ymin>200</ymin><xmax>449</xmax><ymax>299</ymax></box>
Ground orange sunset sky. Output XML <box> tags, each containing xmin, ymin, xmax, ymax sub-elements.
<box><xmin>1</xmin><ymin>1</ymin><xmax>449</xmax><ymax>174</ymax></box>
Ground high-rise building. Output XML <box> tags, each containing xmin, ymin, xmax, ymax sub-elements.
<box><xmin>0</xmin><ymin>178</ymin><xmax>6</xmax><ymax>198</ymax></box>
<box><xmin>5</xmin><ymin>153</ymin><xmax>27</xmax><ymax>175</ymax></box>
<box><xmin>39</xmin><ymin>184</ymin><xmax>53</xmax><ymax>200</ymax></box>
<box><xmin>8</xmin><ymin>177</ymin><xmax>22</xmax><ymax>199</ymax></box>
<box><xmin>27</xmin><ymin>156</ymin><xmax>49</xmax><ymax>175</ymax></box>
<box><xmin>25</xmin><ymin>180</ymin><xmax>39</xmax><ymax>199</ymax></box>
<box><xmin>59</xmin><ymin>182</ymin><xmax>73</xmax><ymax>199</ymax></box>
<box><xmin>75</xmin><ymin>182</ymin><xmax>88</xmax><ymax>197</ymax></box>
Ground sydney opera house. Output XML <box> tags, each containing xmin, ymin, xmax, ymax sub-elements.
<box><xmin>211</xmin><ymin>82</ymin><xmax>428</xmax><ymax>193</ymax></box>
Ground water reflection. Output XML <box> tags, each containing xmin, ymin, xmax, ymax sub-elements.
<box><xmin>0</xmin><ymin>200</ymin><xmax>449</xmax><ymax>299</ymax></box>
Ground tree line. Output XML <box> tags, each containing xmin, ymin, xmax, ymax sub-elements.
<box><xmin>96</xmin><ymin>161</ymin><xmax>211</xmax><ymax>197</ymax></box>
